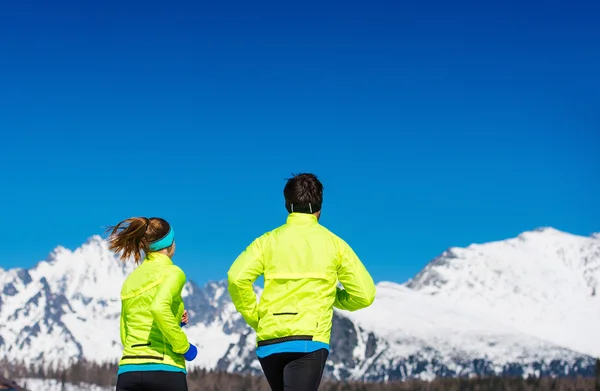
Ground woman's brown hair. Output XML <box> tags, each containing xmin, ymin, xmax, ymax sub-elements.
<box><xmin>106</xmin><ymin>217</ymin><xmax>171</xmax><ymax>264</ymax></box>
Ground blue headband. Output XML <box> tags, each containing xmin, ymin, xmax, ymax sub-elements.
<box><xmin>149</xmin><ymin>227</ymin><xmax>175</xmax><ymax>251</ymax></box>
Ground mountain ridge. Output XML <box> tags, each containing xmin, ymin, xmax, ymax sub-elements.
<box><xmin>0</xmin><ymin>227</ymin><xmax>598</xmax><ymax>381</ymax></box>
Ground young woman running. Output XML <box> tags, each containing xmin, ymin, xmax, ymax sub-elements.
<box><xmin>107</xmin><ymin>217</ymin><xmax>197</xmax><ymax>391</ymax></box>
<box><xmin>227</xmin><ymin>173</ymin><xmax>376</xmax><ymax>391</ymax></box>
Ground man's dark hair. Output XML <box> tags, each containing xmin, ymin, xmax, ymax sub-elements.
<box><xmin>284</xmin><ymin>173</ymin><xmax>323</xmax><ymax>214</ymax></box>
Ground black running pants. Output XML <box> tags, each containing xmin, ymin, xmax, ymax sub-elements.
<box><xmin>258</xmin><ymin>349</ymin><xmax>328</xmax><ymax>391</ymax></box>
<box><xmin>116</xmin><ymin>371</ymin><xmax>188</xmax><ymax>391</ymax></box>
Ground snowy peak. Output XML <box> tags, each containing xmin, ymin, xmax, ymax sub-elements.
<box><xmin>526</xmin><ymin>226</ymin><xmax>566</xmax><ymax>234</ymax></box>
<box><xmin>515</xmin><ymin>226</ymin><xmax>593</xmax><ymax>244</ymax></box>
<box><xmin>406</xmin><ymin>227</ymin><xmax>600</xmax><ymax>294</ymax></box>
<box><xmin>403</xmin><ymin>227</ymin><xmax>600</xmax><ymax>358</ymax></box>
<box><xmin>3</xmin><ymin>237</ymin><xmax>142</xmax><ymax>363</ymax></box>
<box><xmin>30</xmin><ymin>236</ymin><xmax>134</xmax><ymax>302</ymax></box>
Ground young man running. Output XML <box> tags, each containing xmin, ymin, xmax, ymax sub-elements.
<box><xmin>227</xmin><ymin>173</ymin><xmax>376</xmax><ymax>391</ymax></box>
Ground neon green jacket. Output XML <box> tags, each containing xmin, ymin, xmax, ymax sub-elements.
<box><xmin>227</xmin><ymin>213</ymin><xmax>376</xmax><ymax>346</ymax></box>
<box><xmin>119</xmin><ymin>253</ymin><xmax>189</xmax><ymax>369</ymax></box>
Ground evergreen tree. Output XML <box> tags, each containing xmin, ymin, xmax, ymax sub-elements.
<box><xmin>3</xmin><ymin>359</ymin><xmax>600</xmax><ymax>391</ymax></box>
<box><xmin>595</xmin><ymin>357</ymin><xmax>600</xmax><ymax>391</ymax></box>
<box><xmin>60</xmin><ymin>370</ymin><xmax>66</xmax><ymax>391</ymax></box>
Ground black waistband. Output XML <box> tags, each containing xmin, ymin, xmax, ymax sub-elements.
<box><xmin>257</xmin><ymin>335</ymin><xmax>313</xmax><ymax>347</ymax></box>
<box><xmin>121</xmin><ymin>355</ymin><xmax>164</xmax><ymax>361</ymax></box>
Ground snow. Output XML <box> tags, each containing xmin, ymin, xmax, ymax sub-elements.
<box><xmin>341</xmin><ymin>283</ymin><xmax>587</xmax><ymax>380</ymax></box>
<box><xmin>402</xmin><ymin>227</ymin><xmax>600</xmax><ymax>357</ymax></box>
<box><xmin>30</xmin><ymin>236</ymin><xmax>134</xmax><ymax>301</ymax></box>
<box><xmin>0</xmin><ymin>226</ymin><xmax>598</xmax><ymax>382</ymax></box>
<box><xmin>16</xmin><ymin>378</ymin><xmax>110</xmax><ymax>391</ymax></box>
<box><xmin>185</xmin><ymin>322</ymin><xmax>240</xmax><ymax>369</ymax></box>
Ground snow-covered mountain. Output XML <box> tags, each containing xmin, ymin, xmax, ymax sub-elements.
<box><xmin>403</xmin><ymin>227</ymin><xmax>600</xmax><ymax>358</ymax></box>
<box><xmin>1</xmin><ymin>227</ymin><xmax>598</xmax><ymax>381</ymax></box>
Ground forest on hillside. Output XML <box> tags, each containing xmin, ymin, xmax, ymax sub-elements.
<box><xmin>2</xmin><ymin>359</ymin><xmax>599</xmax><ymax>391</ymax></box>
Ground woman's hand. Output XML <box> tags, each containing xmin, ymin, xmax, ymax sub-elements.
<box><xmin>181</xmin><ymin>310</ymin><xmax>189</xmax><ymax>326</ymax></box>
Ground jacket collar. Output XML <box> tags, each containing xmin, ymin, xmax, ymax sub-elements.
<box><xmin>286</xmin><ymin>212</ymin><xmax>318</xmax><ymax>225</ymax></box>
<box><xmin>144</xmin><ymin>252</ymin><xmax>173</xmax><ymax>265</ymax></box>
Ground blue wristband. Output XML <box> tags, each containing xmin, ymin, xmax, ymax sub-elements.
<box><xmin>180</xmin><ymin>322</ymin><xmax>186</xmax><ymax>327</ymax></box>
<box><xmin>183</xmin><ymin>343</ymin><xmax>197</xmax><ymax>361</ymax></box>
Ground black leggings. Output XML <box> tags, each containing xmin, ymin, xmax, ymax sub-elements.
<box><xmin>258</xmin><ymin>349</ymin><xmax>328</xmax><ymax>391</ymax></box>
<box><xmin>116</xmin><ymin>371</ymin><xmax>188</xmax><ymax>391</ymax></box>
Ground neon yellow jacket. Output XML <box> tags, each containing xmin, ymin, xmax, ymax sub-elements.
<box><xmin>227</xmin><ymin>213</ymin><xmax>376</xmax><ymax>346</ymax></box>
<box><xmin>119</xmin><ymin>253</ymin><xmax>189</xmax><ymax>369</ymax></box>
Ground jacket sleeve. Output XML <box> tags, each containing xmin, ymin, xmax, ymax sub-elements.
<box><xmin>227</xmin><ymin>236</ymin><xmax>265</xmax><ymax>330</ymax></box>
<box><xmin>334</xmin><ymin>238</ymin><xmax>376</xmax><ymax>311</ymax></box>
<box><xmin>150</xmin><ymin>266</ymin><xmax>190</xmax><ymax>354</ymax></box>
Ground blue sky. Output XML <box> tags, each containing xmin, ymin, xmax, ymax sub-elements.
<box><xmin>1</xmin><ymin>0</ymin><xmax>598</xmax><ymax>286</ymax></box>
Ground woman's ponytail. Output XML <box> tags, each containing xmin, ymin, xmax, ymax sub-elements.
<box><xmin>107</xmin><ymin>217</ymin><xmax>152</xmax><ymax>264</ymax></box>
<box><xmin>107</xmin><ymin>217</ymin><xmax>172</xmax><ymax>263</ymax></box>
